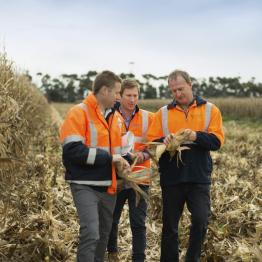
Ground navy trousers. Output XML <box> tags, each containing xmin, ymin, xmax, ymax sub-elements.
<box><xmin>160</xmin><ymin>183</ymin><xmax>210</xmax><ymax>262</ymax></box>
<box><xmin>107</xmin><ymin>186</ymin><xmax>148</xmax><ymax>262</ymax></box>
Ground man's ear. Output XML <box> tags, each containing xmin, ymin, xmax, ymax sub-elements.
<box><xmin>100</xmin><ymin>85</ymin><xmax>108</xmax><ymax>96</ymax></box>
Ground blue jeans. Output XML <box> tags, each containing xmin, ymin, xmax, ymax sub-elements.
<box><xmin>107</xmin><ymin>186</ymin><xmax>148</xmax><ymax>262</ymax></box>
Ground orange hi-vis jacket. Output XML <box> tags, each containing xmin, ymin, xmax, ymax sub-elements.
<box><xmin>60</xmin><ymin>93</ymin><xmax>123</xmax><ymax>194</ymax></box>
<box><xmin>147</xmin><ymin>96</ymin><xmax>225</xmax><ymax>186</ymax></box>
<box><xmin>148</xmin><ymin>97</ymin><xmax>224</xmax><ymax>144</ymax></box>
<box><xmin>118</xmin><ymin>105</ymin><xmax>154</xmax><ymax>185</ymax></box>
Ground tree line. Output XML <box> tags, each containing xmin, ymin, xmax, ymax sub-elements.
<box><xmin>33</xmin><ymin>71</ymin><xmax>262</xmax><ymax>102</ymax></box>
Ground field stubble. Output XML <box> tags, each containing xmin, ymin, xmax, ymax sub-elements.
<box><xmin>0</xmin><ymin>54</ymin><xmax>261</xmax><ymax>262</ymax></box>
<box><xmin>53</xmin><ymin>102</ymin><xmax>262</xmax><ymax>261</ymax></box>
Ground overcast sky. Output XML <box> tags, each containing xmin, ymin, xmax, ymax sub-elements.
<box><xmin>0</xmin><ymin>0</ymin><xmax>262</xmax><ymax>82</ymax></box>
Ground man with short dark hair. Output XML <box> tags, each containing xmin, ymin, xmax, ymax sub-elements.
<box><xmin>147</xmin><ymin>70</ymin><xmax>225</xmax><ymax>262</ymax></box>
<box><xmin>60</xmin><ymin>71</ymin><xmax>130</xmax><ymax>262</ymax></box>
<box><xmin>107</xmin><ymin>79</ymin><xmax>154</xmax><ymax>262</ymax></box>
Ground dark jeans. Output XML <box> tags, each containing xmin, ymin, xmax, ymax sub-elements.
<box><xmin>107</xmin><ymin>186</ymin><xmax>148</xmax><ymax>262</ymax></box>
<box><xmin>160</xmin><ymin>183</ymin><xmax>210</xmax><ymax>262</ymax></box>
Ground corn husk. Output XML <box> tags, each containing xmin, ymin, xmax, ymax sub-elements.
<box><xmin>115</xmin><ymin>157</ymin><xmax>152</xmax><ymax>205</ymax></box>
<box><xmin>147</xmin><ymin>129</ymin><xmax>191</xmax><ymax>166</ymax></box>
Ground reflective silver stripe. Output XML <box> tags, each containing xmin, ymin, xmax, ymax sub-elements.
<box><xmin>78</xmin><ymin>103</ymin><xmax>98</xmax><ymax>147</ymax></box>
<box><xmin>205</xmin><ymin>102</ymin><xmax>213</xmax><ymax>131</ymax></box>
<box><xmin>86</xmin><ymin>148</ymin><xmax>96</xmax><ymax>165</ymax></box>
<box><xmin>135</xmin><ymin>136</ymin><xmax>146</xmax><ymax>143</ymax></box>
<box><xmin>183</xmin><ymin>141</ymin><xmax>197</xmax><ymax>145</ymax></box>
<box><xmin>67</xmin><ymin>180</ymin><xmax>112</xmax><ymax>186</ymax></box>
<box><xmin>113</xmin><ymin>146</ymin><xmax>121</xmax><ymax>154</ymax></box>
<box><xmin>78</xmin><ymin>104</ymin><xmax>111</xmax><ymax>153</ymax></box>
<box><xmin>78</xmin><ymin>102</ymin><xmax>87</xmax><ymax>111</ymax></box>
<box><xmin>141</xmin><ymin>110</ymin><xmax>149</xmax><ymax>137</ymax></box>
<box><xmin>63</xmin><ymin>135</ymin><xmax>85</xmax><ymax>146</ymax></box>
<box><xmin>161</xmin><ymin>106</ymin><xmax>169</xmax><ymax>136</ymax></box>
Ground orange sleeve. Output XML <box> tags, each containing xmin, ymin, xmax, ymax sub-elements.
<box><xmin>208</xmin><ymin>105</ymin><xmax>225</xmax><ymax>146</ymax></box>
<box><xmin>59</xmin><ymin>106</ymin><xmax>87</xmax><ymax>144</ymax></box>
<box><xmin>147</xmin><ymin>109</ymin><xmax>164</xmax><ymax>142</ymax></box>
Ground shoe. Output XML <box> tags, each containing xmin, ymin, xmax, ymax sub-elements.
<box><xmin>108</xmin><ymin>252</ymin><xmax>120</xmax><ymax>262</ymax></box>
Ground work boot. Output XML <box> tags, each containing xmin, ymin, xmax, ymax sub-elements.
<box><xmin>108</xmin><ymin>252</ymin><xmax>120</xmax><ymax>262</ymax></box>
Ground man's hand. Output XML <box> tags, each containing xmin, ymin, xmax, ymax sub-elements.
<box><xmin>112</xmin><ymin>154</ymin><xmax>130</xmax><ymax>171</ymax></box>
<box><xmin>183</xmin><ymin>129</ymin><xmax>197</xmax><ymax>141</ymax></box>
<box><xmin>132</xmin><ymin>151</ymin><xmax>145</xmax><ymax>164</ymax></box>
<box><xmin>164</xmin><ymin>129</ymin><xmax>197</xmax><ymax>145</ymax></box>
<box><xmin>164</xmin><ymin>133</ymin><xmax>175</xmax><ymax>145</ymax></box>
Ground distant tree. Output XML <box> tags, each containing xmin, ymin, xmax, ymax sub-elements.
<box><xmin>224</xmin><ymin>77</ymin><xmax>242</xmax><ymax>97</ymax></box>
<box><xmin>50</xmin><ymin>78</ymin><xmax>65</xmax><ymax>101</ymax></box>
<box><xmin>39</xmin><ymin>74</ymin><xmax>51</xmax><ymax>101</ymax></box>
<box><xmin>158</xmin><ymin>75</ymin><xmax>168</xmax><ymax>81</ymax></box>
<box><xmin>155</xmin><ymin>75</ymin><xmax>168</xmax><ymax>99</ymax></box>
<box><xmin>142</xmin><ymin>74</ymin><xmax>157</xmax><ymax>99</ymax></box>
<box><xmin>199</xmin><ymin>81</ymin><xmax>208</xmax><ymax>97</ymax></box>
<box><xmin>191</xmin><ymin>77</ymin><xmax>201</xmax><ymax>96</ymax></box>
<box><xmin>120</xmin><ymin>72</ymin><xmax>135</xmax><ymax>80</ymax></box>
<box><xmin>36</xmin><ymin>71</ymin><xmax>262</xmax><ymax>101</ymax></box>
<box><xmin>61</xmin><ymin>74</ymin><xmax>78</xmax><ymax>102</ymax></box>
<box><xmin>244</xmin><ymin>79</ymin><xmax>262</xmax><ymax>97</ymax></box>
<box><xmin>159</xmin><ymin>84</ymin><xmax>166</xmax><ymax>99</ymax></box>
<box><xmin>79</xmin><ymin>70</ymin><xmax>98</xmax><ymax>98</ymax></box>
<box><xmin>205</xmin><ymin>77</ymin><xmax>220</xmax><ymax>97</ymax></box>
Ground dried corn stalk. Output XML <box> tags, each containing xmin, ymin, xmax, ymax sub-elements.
<box><xmin>147</xmin><ymin>129</ymin><xmax>191</xmax><ymax>166</ymax></box>
<box><xmin>115</xmin><ymin>156</ymin><xmax>152</xmax><ymax>205</ymax></box>
<box><xmin>1</xmin><ymin>52</ymin><xmax>262</xmax><ymax>261</ymax></box>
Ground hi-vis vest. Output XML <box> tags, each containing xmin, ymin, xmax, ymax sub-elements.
<box><xmin>60</xmin><ymin>93</ymin><xmax>123</xmax><ymax>194</ymax></box>
<box><xmin>120</xmin><ymin>108</ymin><xmax>154</xmax><ymax>185</ymax></box>
<box><xmin>161</xmin><ymin>102</ymin><xmax>212</xmax><ymax>136</ymax></box>
<box><xmin>147</xmin><ymin>99</ymin><xmax>224</xmax><ymax>146</ymax></box>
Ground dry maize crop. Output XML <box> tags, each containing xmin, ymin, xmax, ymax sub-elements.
<box><xmin>0</xmin><ymin>54</ymin><xmax>261</xmax><ymax>262</ymax></box>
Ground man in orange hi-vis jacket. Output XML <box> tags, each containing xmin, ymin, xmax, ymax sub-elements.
<box><xmin>60</xmin><ymin>71</ymin><xmax>130</xmax><ymax>262</ymax></box>
<box><xmin>107</xmin><ymin>79</ymin><xmax>154</xmax><ymax>262</ymax></box>
<box><xmin>147</xmin><ymin>70</ymin><xmax>224</xmax><ymax>262</ymax></box>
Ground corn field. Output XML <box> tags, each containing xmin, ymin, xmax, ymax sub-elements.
<box><xmin>0</xmin><ymin>54</ymin><xmax>261</xmax><ymax>261</ymax></box>
<box><xmin>53</xmin><ymin>97</ymin><xmax>262</xmax><ymax>121</ymax></box>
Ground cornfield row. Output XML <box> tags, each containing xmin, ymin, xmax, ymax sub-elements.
<box><xmin>0</xmin><ymin>53</ymin><xmax>261</xmax><ymax>261</ymax></box>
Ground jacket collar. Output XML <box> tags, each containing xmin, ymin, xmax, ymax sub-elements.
<box><xmin>167</xmin><ymin>95</ymin><xmax>206</xmax><ymax>110</ymax></box>
<box><xmin>83</xmin><ymin>92</ymin><xmax>116</xmax><ymax>122</ymax></box>
<box><xmin>83</xmin><ymin>92</ymin><xmax>117</xmax><ymax>112</ymax></box>
<box><xmin>83</xmin><ymin>92</ymin><xmax>98</xmax><ymax>108</ymax></box>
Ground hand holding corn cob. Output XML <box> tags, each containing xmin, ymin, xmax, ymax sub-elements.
<box><xmin>147</xmin><ymin>129</ymin><xmax>194</xmax><ymax>165</ymax></box>
<box><xmin>115</xmin><ymin>156</ymin><xmax>151</xmax><ymax>205</ymax></box>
